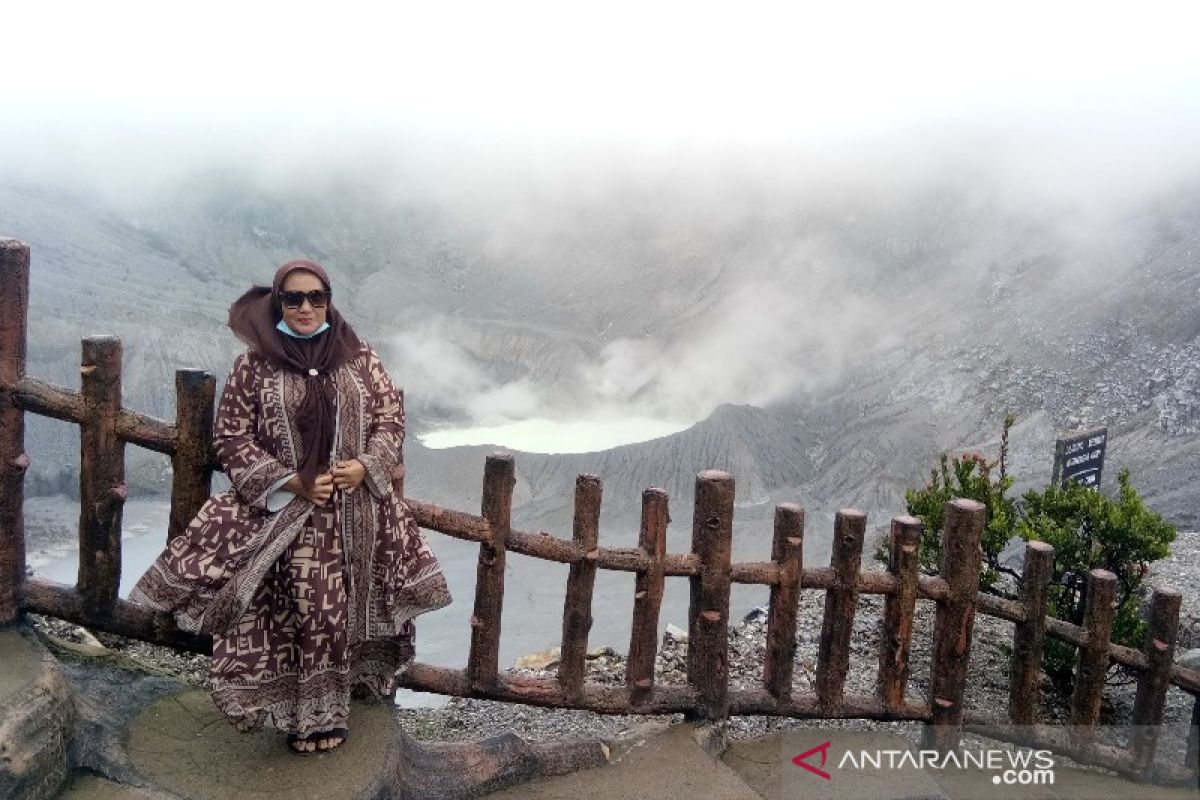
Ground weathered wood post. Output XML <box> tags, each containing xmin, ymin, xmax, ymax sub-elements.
<box><xmin>1009</xmin><ymin>540</ymin><xmax>1054</xmax><ymax>724</ymax></box>
<box><xmin>763</xmin><ymin>503</ymin><xmax>804</xmax><ymax>702</ymax></box>
<box><xmin>687</xmin><ymin>470</ymin><xmax>734</xmax><ymax>721</ymax></box>
<box><xmin>1069</xmin><ymin>569</ymin><xmax>1117</xmax><ymax>747</ymax></box>
<box><xmin>0</xmin><ymin>239</ymin><xmax>30</xmax><ymax>624</ymax></box>
<box><xmin>559</xmin><ymin>474</ymin><xmax>601</xmax><ymax>699</ymax></box>
<box><xmin>1189</xmin><ymin>698</ymin><xmax>1200</xmax><ymax>787</ymax></box>
<box><xmin>878</xmin><ymin>515</ymin><xmax>922</xmax><ymax>715</ymax></box>
<box><xmin>77</xmin><ymin>336</ymin><xmax>125</xmax><ymax>612</ymax></box>
<box><xmin>168</xmin><ymin>368</ymin><xmax>215</xmax><ymax>540</ymax></box>
<box><xmin>627</xmin><ymin>487</ymin><xmax>668</xmax><ymax>706</ymax></box>
<box><xmin>817</xmin><ymin>509</ymin><xmax>866</xmax><ymax>714</ymax></box>
<box><xmin>468</xmin><ymin>452</ymin><xmax>515</xmax><ymax>692</ymax></box>
<box><xmin>1129</xmin><ymin>587</ymin><xmax>1181</xmax><ymax>775</ymax></box>
<box><xmin>922</xmin><ymin>498</ymin><xmax>984</xmax><ymax>752</ymax></box>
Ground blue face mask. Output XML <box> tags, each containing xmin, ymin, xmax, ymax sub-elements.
<box><xmin>276</xmin><ymin>319</ymin><xmax>331</xmax><ymax>339</ymax></box>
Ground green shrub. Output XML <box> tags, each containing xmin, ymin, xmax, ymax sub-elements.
<box><xmin>1015</xmin><ymin>469</ymin><xmax>1175</xmax><ymax>684</ymax></box>
<box><xmin>896</xmin><ymin>414</ymin><xmax>1019</xmax><ymax>590</ymax></box>
<box><xmin>890</xmin><ymin>416</ymin><xmax>1176</xmax><ymax>688</ymax></box>
<box><xmin>903</xmin><ymin>451</ymin><xmax>1017</xmax><ymax>589</ymax></box>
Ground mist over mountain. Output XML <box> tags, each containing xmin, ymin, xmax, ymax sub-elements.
<box><xmin>4</xmin><ymin>150</ymin><xmax>1199</xmax><ymax>558</ymax></box>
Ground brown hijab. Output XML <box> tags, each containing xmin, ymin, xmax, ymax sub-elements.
<box><xmin>227</xmin><ymin>259</ymin><xmax>363</xmax><ymax>490</ymax></box>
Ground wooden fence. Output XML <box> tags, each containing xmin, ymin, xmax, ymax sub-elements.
<box><xmin>1</xmin><ymin>239</ymin><xmax>1197</xmax><ymax>785</ymax></box>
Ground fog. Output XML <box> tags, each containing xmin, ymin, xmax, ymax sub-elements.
<box><xmin>5</xmin><ymin>1</ymin><xmax>1200</xmax><ymax>439</ymax></box>
<box><xmin>6</xmin><ymin>1</ymin><xmax>1200</xmax><ymax>198</ymax></box>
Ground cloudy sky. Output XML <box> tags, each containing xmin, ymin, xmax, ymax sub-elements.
<box><xmin>6</xmin><ymin>1</ymin><xmax>1200</xmax><ymax>445</ymax></box>
<box><xmin>4</xmin><ymin>1</ymin><xmax>1199</xmax><ymax>172</ymax></box>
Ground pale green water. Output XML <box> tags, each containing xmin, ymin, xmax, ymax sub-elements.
<box><xmin>418</xmin><ymin>417</ymin><xmax>692</xmax><ymax>454</ymax></box>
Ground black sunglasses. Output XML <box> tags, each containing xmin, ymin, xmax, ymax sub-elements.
<box><xmin>280</xmin><ymin>289</ymin><xmax>331</xmax><ymax>309</ymax></box>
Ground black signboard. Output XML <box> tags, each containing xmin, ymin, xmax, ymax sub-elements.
<box><xmin>1052</xmin><ymin>427</ymin><xmax>1107</xmax><ymax>489</ymax></box>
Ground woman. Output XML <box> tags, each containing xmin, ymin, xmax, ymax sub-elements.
<box><xmin>131</xmin><ymin>260</ymin><xmax>451</xmax><ymax>754</ymax></box>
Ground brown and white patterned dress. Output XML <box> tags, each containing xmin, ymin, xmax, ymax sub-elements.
<box><xmin>130</xmin><ymin>343</ymin><xmax>451</xmax><ymax>736</ymax></box>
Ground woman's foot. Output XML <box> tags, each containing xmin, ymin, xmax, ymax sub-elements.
<box><xmin>288</xmin><ymin>728</ymin><xmax>348</xmax><ymax>754</ymax></box>
<box><xmin>316</xmin><ymin>729</ymin><xmax>348</xmax><ymax>751</ymax></box>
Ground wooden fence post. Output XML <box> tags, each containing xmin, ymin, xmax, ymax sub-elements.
<box><xmin>77</xmin><ymin>336</ymin><xmax>125</xmax><ymax>612</ymax></box>
<box><xmin>468</xmin><ymin>452</ymin><xmax>514</xmax><ymax>692</ymax></box>
<box><xmin>1129</xmin><ymin>588</ymin><xmax>1181</xmax><ymax>775</ymax></box>
<box><xmin>559</xmin><ymin>474</ymin><xmax>601</xmax><ymax>699</ymax></box>
<box><xmin>1009</xmin><ymin>540</ymin><xmax>1054</xmax><ymax>724</ymax></box>
<box><xmin>627</xmin><ymin>487</ymin><xmax>668</xmax><ymax>706</ymax></box>
<box><xmin>0</xmin><ymin>239</ymin><xmax>30</xmax><ymax>624</ymax></box>
<box><xmin>878</xmin><ymin>515</ymin><xmax>921</xmax><ymax>714</ymax></box>
<box><xmin>1069</xmin><ymin>569</ymin><xmax>1117</xmax><ymax>747</ymax></box>
<box><xmin>687</xmin><ymin>470</ymin><xmax>734</xmax><ymax>721</ymax></box>
<box><xmin>816</xmin><ymin>509</ymin><xmax>866</xmax><ymax>714</ymax></box>
<box><xmin>168</xmin><ymin>368</ymin><xmax>214</xmax><ymax>540</ymax></box>
<box><xmin>922</xmin><ymin>498</ymin><xmax>984</xmax><ymax>752</ymax></box>
<box><xmin>1189</xmin><ymin>697</ymin><xmax>1200</xmax><ymax>787</ymax></box>
<box><xmin>763</xmin><ymin>503</ymin><xmax>804</xmax><ymax>702</ymax></box>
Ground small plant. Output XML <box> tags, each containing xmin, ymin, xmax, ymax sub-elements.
<box><xmin>1015</xmin><ymin>468</ymin><xmax>1175</xmax><ymax>685</ymax></box>
<box><xmin>890</xmin><ymin>415</ymin><xmax>1176</xmax><ymax>688</ymax></box>
<box><xmin>897</xmin><ymin>415</ymin><xmax>1019</xmax><ymax>591</ymax></box>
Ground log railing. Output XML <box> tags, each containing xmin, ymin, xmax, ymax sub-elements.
<box><xmin>2</xmin><ymin>238</ymin><xmax>1198</xmax><ymax>785</ymax></box>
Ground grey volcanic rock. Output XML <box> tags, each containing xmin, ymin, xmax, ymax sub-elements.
<box><xmin>4</xmin><ymin>173</ymin><xmax>1199</xmax><ymax>540</ymax></box>
<box><xmin>0</xmin><ymin>627</ymin><xmax>76</xmax><ymax>800</ymax></box>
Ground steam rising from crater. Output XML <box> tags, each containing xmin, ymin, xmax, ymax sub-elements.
<box><xmin>4</xmin><ymin>1</ymin><xmax>1200</xmax><ymax>450</ymax></box>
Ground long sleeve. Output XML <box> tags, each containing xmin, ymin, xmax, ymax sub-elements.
<box><xmin>214</xmin><ymin>352</ymin><xmax>296</xmax><ymax>510</ymax></box>
<box><xmin>357</xmin><ymin>347</ymin><xmax>404</xmax><ymax>499</ymax></box>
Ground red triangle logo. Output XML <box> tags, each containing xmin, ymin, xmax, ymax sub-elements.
<box><xmin>792</xmin><ymin>741</ymin><xmax>833</xmax><ymax>780</ymax></box>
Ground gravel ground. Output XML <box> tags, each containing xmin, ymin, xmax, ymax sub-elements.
<box><xmin>391</xmin><ymin>591</ymin><xmax>1061</xmax><ymax>744</ymax></box>
<box><xmin>397</xmin><ymin>533</ymin><xmax>1200</xmax><ymax>747</ymax></box>
<box><xmin>28</xmin><ymin>613</ymin><xmax>210</xmax><ymax>685</ymax></box>
<box><xmin>27</xmin><ymin>532</ymin><xmax>1200</xmax><ymax>775</ymax></box>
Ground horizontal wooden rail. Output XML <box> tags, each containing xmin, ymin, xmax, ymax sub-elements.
<box><xmin>14</xmin><ymin>376</ymin><xmax>179</xmax><ymax>455</ymax></box>
<box><xmin>9</xmin><ymin>377</ymin><xmax>83</xmax><ymax>426</ymax></box>
<box><xmin>22</xmin><ymin>577</ymin><xmax>210</xmax><ymax>654</ymax></box>
<box><xmin>726</xmin><ymin>689</ymin><xmax>932</xmax><ymax>721</ymax></box>
<box><xmin>1170</xmin><ymin>662</ymin><xmax>1200</xmax><ymax>694</ymax></box>
<box><xmin>402</xmin><ymin>661</ymin><xmax>699</xmax><ymax>715</ymax></box>
<box><xmin>400</xmin><ymin>661</ymin><xmax>933</xmax><ymax>721</ymax></box>
<box><xmin>408</xmin><ymin>499</ymin><xmax>702</xmax><ymax>575</ymax></box>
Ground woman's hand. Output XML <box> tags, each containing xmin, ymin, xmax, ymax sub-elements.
<box><xmin>285</xmin><ymin>472</ymin><xmax>334</xmax><ymax>506</ymax></box>
<box><xmin>330</xmin><ymin>459</ymin><xmax>366</xmax><ymax>493</ymax></box>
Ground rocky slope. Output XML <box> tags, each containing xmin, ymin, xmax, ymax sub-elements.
<box><xmin>4</xmin><ymin>172</ymin><xmax>1198</xmax><ymax>556</ymax></box>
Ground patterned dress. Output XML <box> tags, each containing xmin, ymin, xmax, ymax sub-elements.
<box><xmin>131</xmin><ymin>343</ymin><xmax>451</xmax><ymax>736</ymax></box>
